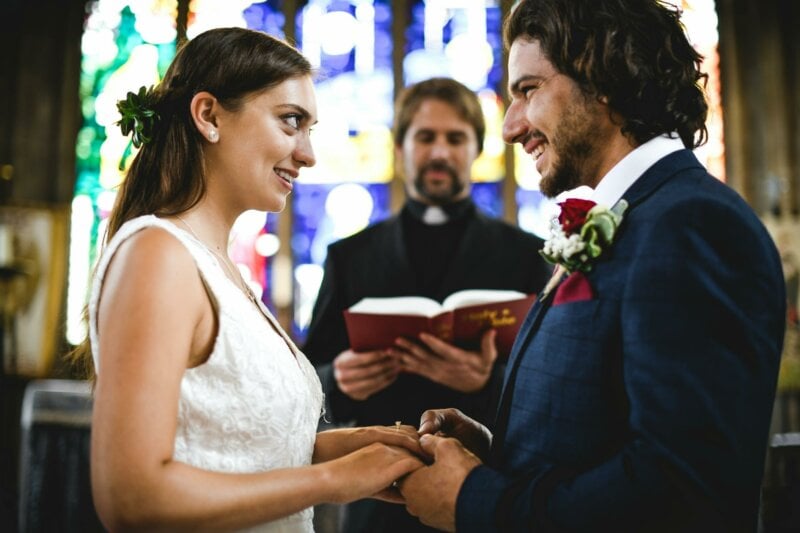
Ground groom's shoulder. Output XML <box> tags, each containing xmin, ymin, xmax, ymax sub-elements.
<box><xmin>640</xmin><ymin>158</ymin><xmax>754</xmax><ymax>223</ymax></box>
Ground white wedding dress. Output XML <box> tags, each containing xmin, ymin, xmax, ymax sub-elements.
<box><xmin>89</xmin><ymin>215</ymin><xmax>324</xmax><ymax>532</ymax></box>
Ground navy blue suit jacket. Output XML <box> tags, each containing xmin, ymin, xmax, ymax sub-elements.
<box><xmin>456</xmin><ymin>150</ymin><xmax>786</xmax><ymax>532</ymax></box>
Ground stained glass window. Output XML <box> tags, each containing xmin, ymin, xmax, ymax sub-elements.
<box><xmin>67</xmin><ymin>0</ymin><xmax>178</xmax><ymax>345</ymax></box>
<box><xmin>290</xmin><ymin>0</ymin><xmax>395</xmax><ymax>338</ymax></box>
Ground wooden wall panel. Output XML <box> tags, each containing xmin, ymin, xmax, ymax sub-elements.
<box><xmin>718</xmin><ymin>0</ymin><xmax>799</xmax><ymax>216</ymax></box>
<box><xmin>1</xmin><ymin>0</ymin><xmax>83</xmax><ymax>206</ymax></box>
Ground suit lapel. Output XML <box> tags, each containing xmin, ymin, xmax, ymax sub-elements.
<box><xmin>501</xmin><ymin>265</ymin><xmax>562</xmax><ymax>381</ymax></box>
<box><xmin>490</xmin><ymin>290</ymin><xmax>556</xmax><ymax>459</ymax></box>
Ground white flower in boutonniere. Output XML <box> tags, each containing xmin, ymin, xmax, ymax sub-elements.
<box><xmin>540</xmin><ymin>198</ymin><xmax>628</xmax><ymax>273</ymax></box>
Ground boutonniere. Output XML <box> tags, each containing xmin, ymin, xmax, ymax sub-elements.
<box><xmin>540</xmin><ymin>198</ymin><xmax>628</xmax><ymax>273</ymax></box>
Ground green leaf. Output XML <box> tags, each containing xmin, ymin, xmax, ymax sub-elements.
<box><xmin>114</xmin><ymin>85</ymin><xmax>160</xmax><ymax>149</ymax></box>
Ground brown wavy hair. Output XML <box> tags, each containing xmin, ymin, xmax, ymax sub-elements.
<box><xmin>503</xmin><ymin>0</ymin><xmax>708</xmax><ymax>149</ymax></box>
<box><xmin>393</xmin><ymin>77</ymin><xmax>486</xmax><ymax>154</ymax></box>
<box><xmin>107</xmin><ymin>27</ymin><xmax>312</xmax><ymax>240</ymax></box>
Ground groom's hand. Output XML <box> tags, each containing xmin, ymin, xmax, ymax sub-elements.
<box><xmin>398</xmin><ymin>434</ymin><xmax>481</xmax><ymax>532</ymax></box>
<box><xmin>418</xmin><ymin>408</ymin><xmax>492</xmax><ymax>461</ymax></box>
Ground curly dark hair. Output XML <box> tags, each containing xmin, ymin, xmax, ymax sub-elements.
<box><xmin>503</xmin><ymin>0</ymin><xmax>708</xmax><ymax>149</ymax></box>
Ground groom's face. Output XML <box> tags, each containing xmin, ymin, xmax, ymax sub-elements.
<box><xmin>503</xmin><ymin>38</ymin><xmax>613</xmax><ymax>198</ymax></box>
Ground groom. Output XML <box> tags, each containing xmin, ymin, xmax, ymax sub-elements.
<box><xmin>398</xmin><ymin>0</ymin><xmax>786</xmax><ymax>531</ymax></box>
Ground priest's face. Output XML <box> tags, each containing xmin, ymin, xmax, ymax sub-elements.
<box><xmin>396</xmin><ymin>98</ymin><xmax>479</xmax><ymax>205</ymax></box>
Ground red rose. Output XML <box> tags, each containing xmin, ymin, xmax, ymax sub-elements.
<box><xmin>557</xmin><ymin>198</ymin><xmax>597</xmax><ymax>235</ymax></box>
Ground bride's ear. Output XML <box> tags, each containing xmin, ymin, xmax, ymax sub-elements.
<box><xmin>190</xmin><ymin>91</ymin><xmax>220</xmax><ymax>143</ymax></box>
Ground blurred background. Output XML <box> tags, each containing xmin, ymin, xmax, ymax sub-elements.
<box><xmin>0</xmin><ymin>0</ymin><xmax>798</xmax><ymax>531</ymax></box>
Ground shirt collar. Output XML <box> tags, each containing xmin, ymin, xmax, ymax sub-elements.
<box><xmin>405</xmin><ymin>198</ymin><xmax>474</xmax><ymax>225</ymax></box>
<box><xmin>590</xmin><ymin>134</ymin><xmax>684</xmax><ymax>207</ymax></box>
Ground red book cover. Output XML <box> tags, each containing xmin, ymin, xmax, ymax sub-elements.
<box><xmin>343</xmin><ymin>290</ymin><xmax>536</xmax><ymax>359</ymax></box>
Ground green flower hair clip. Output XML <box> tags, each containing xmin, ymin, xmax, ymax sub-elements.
<box><xmin>116</xmin><ymin>85</ymin><xmax>160</xmax><ymax>148</ymax></box>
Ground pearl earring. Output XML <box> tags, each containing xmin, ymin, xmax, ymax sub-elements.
<box><xmin>208</xmin><ymin>129</ymin><xmax>218</xmax><ymax>142</ymax></box>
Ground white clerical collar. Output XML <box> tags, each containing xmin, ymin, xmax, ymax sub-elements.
<box><xmin>422</xmin><ymin>206</ymin><xmax>449</xmax><ymax>225</ymax></box>
<box><xmin>591</xmin><ymin>134</ymin><xmax>685</xmax><ymax>207</ymax></box>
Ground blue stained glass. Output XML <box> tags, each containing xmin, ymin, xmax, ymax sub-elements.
<box><xmin>374</xmin><ymin>31</ymin><xmax>392</xmax><ymax>69</ymax></box>
<box><xmin>324</xmin><ymin>53</ymin><xmax>354</xmax><ymax>75</ymax></box>
<box><xmin>244</xmin><ymin>1</ymin><xmax>286</xmax><ymax>38</ymax></box>
<box><xmin>486</xmin><ymin>7</ymin><xmax>504</xmax><ymax>91</ymax></box>
<box><xmin>516</xmin><ymin>188</ymin><xmax>556</xmax><ymax>240</ymax></box>
<box><xmin>405</xmin><ymin>1</ymin><xmax>501</xmax><ymax>93</ymax></box>
<box><xmin>291</xmin><ymin>182</ymin><xmax>390</xmax><ymax>339</ymax></box>
<box><xmin>329</xmin><ymin>0</ymin><xmax>352</xmax><ymax>11</ymax></box>
<box><xmin>290</xmin><ymin>0</ymin><xmax>395</xmax><ymax>338</ymax></box>
<box><xmin>260</xmin><ymin>212</ymin><xmax>280</xmax><ymax>312</ymax></box>
<box><xmin>406</xmin><ymin>3</ymin><xmax>424</xmax><ymax>47</ymax></box>
<box><xmin>404</xmin><ymin>0</ymin><xmax>505</xmax><ymax>197</ymax></box>
<box><xmin>441</xmin><ymin>15</ymin><xmax>454</xmax><ymax>43</ymax></box>
<box><xmin>366</xmin><ymin>183</ymin><xmax>391</xmax><ymax>221</ymax></box>
<box><xmin>291</xmin><ymin>182</ymin><xmax>390</xmax><ymax>265</ymax></box>
<box><xmin>472</xmin><ymin>182</ymin><xmax>503</xmax><ymax>218</ymax></box>
<box><xmin>292</xmin><ymin>184</ymin><xmax>329</xmax><ymax>265</ymax></box>
<box><xmin>516</xmin><ymin>189</ymin><xmax>546</xmax><ymax>208</ymax></box>
<box><xmin>374</xmin><ymin>2</ymin><xmax>391</xmax><ymax>23</ymax></box>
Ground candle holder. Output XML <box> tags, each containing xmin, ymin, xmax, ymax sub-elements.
<box><xmin>0</xmin><ymin>257</ymin><xmax>39</xmax><ymax>376</ymax></box>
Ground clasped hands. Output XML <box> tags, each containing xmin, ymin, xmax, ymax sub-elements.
<box><xmin>319</xmin><ymin>410</ymin><xmax>489</xmax><ymax>531</ymax></box>
<box><xmin>398</xmin><ymin>408</ymin><xmax>491</xmax><ymax>532</ymax></box>
<box><xmin>329</xmin><ymin>331</ymin><xmax>496</xmax><ymax>530</ymax></box>
<box><xmin>332</xmin><ymin>329</ymin><xmax>498</xmax><ymax>401</ymax></box>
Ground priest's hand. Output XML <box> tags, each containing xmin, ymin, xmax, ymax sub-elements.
<box><xmin>392</xmin><ymin>329</ymin><xmax>497</xmax><ymax>393</ymax></box>
<box><xmin>333</xmin><ymin>349</ymin><xmax>400</xmax><ymax>400</ymax></box>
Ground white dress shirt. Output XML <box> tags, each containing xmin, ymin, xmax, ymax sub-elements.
<box><xmin>591</xmin><ymin>134</ymin><xmax>685</xmax><ymax>207</ymax></box>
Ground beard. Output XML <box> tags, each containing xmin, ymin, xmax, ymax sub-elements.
<box><xmin>538</xmin><ymin>133</ymin><xmax>592</xmax><ymax>198</ymax></box>
<box><xmin>413</xmin><ymin>161</ymin><xmax>466</xmax><ymax>205</ymax></box>
<box><xmin>538</xmin><ymin>92</ymin><xmax>604</xmax><ymax>198</ymax></box>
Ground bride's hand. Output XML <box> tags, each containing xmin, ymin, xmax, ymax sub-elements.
<box><xmin>313</xmin><ymin>424</ymin><xmax>422</xmax><ymax>464</ymax></box>
<box><xmin>319</xmin><ymin>443</ymin><xmax>424</xmax><ymax>504</ymax></box>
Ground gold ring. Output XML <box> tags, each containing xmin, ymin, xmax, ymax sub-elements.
<box><xmin>395</xmin><ymin>420</ymin><xmax>402</xmax><ymax>431</ymax></box>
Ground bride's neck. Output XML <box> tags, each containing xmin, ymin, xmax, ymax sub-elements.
<box><xmin>175</xmin><ymin>208</ymin><xmax>233</xmax><ymax>253</ymax></box>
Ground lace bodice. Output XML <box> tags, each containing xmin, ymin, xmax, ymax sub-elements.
<box><xmin>89</xmin><ymin>215</ymin><xmax>324</xmax><ymax>532</ymax></box>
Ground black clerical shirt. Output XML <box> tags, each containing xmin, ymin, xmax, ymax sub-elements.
<box><xmin>402</xmin><ymin>198</ymin><xmax>474</xmax><ymax>299</ymax></box>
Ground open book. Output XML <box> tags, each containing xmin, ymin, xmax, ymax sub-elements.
<box><xmin>343</xmin><ymin>289</ymin><xmax>536</xmax><ymax>359</ymax></box>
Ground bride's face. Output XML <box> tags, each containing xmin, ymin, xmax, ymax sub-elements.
<box><xmin>207</xmin><ymin>75</ymin><xmax>318</xmax><ymax>213</ymax></box>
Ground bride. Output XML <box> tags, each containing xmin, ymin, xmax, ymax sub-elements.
<box><xmin>79</xmin><ymin>27</ymin><xmax>423</xmax><ymax>531</ymax></box>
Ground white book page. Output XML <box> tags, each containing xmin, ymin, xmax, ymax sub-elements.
<box><xmin>348</xmin><ymin>296</ymin><xmax>443</xmax><ymax>317</ymax></box>
<box><xmin>442</xmin><ymin>289</ymin><xmax>527</xmax><ymax>310</ymax></box>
